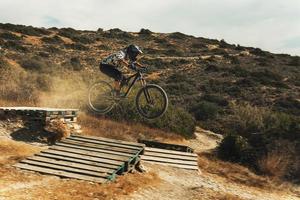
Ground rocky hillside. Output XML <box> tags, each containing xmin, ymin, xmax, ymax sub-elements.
<box><xmin>0</xmin><ymin>23</ymin><xmax>299</xmax><ymax>181</ymax></box>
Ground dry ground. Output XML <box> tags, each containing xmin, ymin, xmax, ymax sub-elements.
<box><xmin>0</xmin><ymin>117</ymin><xmax>300</xmax><ymax>200</ymax></box>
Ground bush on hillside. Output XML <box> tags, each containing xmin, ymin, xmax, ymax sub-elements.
<box><xmin>19</xmin><ymin>56</ymin><xmax>59</xmax><ymax>73</ymax></box>
<box><xmin>217</xmin><ymin>133</ymin><xmax>256</xmax><ymax>164</ymax></box>
<box><xmin>288</xmin><ymin>56</ymin><xmax>300</xmax><ymax>66</ymax></box>
<box><xmin>0</xmin><ymin>32</ymin><xmax>21</xmax><ymax>40</ymax></box>
<box><xmin>191</xmin><ymin>101</ymin><xmax>220</xmax><ymax>121</ymax></box>
<box><xmin>41</xmin><ymin>35</ymin><xmax>64</xmax><ymax>44</ymax></box>
<box><xmin>106</xmin><ymin>98</ymin><xmax>196</xmax><ymax>138</ymax></box>
<box><xmin>70</xmin><ymin>57</ymin><xmax>83</xmax><ymax>71</ymax></box>
<box><xmin>168</xmin><ymin>32</ymin><xmax>187</xmax><ymax>40</ymax></box>
<box><xmin>64</xmin><ymin>43</ymin><xmax>89</xmax><ymax>51</ymax></box>
<box><xmin>0</xmin><ymin>23</ymin><xmax>51</xmax><ymax>36</ymax></box>
<box><xmin>3</xmin><ymin>40</ymin><xmax>28</xmax><ymax>52</ymax></box>
<box><xmin>139</xmin><ymin>28</ymin><xmax>152</xmax><ymax>35</ymax></box>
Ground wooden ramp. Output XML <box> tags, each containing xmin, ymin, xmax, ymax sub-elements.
<box><xmin>14</xmin><ymin>135</ymin><xmax>145</xmax><ymax>183</ymax></box>
<box><xmin>0</xmin><ymin>106</ymin><xmax>78</xmax><ymax>123</ymax></box>
<box><xmin>141</xmin><ymin>147</ymin><xmax>198</xmax><ymax>170</ymax></box>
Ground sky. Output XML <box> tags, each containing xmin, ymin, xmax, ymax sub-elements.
<box><xmin>0</xmin><ymin>0</ymin><xmax>299</xmax><ymax>55</ymax></box>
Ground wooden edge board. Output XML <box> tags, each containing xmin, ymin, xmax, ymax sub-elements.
<box><xmin>142</xmin><ymin>160</ymin><xmax>199</xmax><ymax>170</ymax></box>
<box><xmin>14</xmin><ymin>163</ymin><xmax>107</xmax><ymax>183</ymax></box>
<box><xmin>72</xmin><ymin>135</ymin><xmax>145</xmax><ymax>148</ymax></box>
<box><xmin>42</xmin><ymin>149</ymin><xmax>124</xmax><ymax>166</ymax></box>
<box><xmin>67</xmin><ymin>137</ymin><xmax>142</xmax><ymax>151</ymax></box>
<box><xmin>144</xmin><ymin>151</ymin><xmax>198</xmax><ymax>161</ymax></box>
<box><xmin>19</xmin><ymin>160</ymin><xmax>109</xmax><ymax>178</ymax></box>
<box><xmin>49</xmin><ymin>146</ymin><xmax>130</xmax><ymax>161</ymax></box>
<box><xmin>145</xmin><ymin>147</ymin><xmax>198</xmax><ymax>157</ymax></box>
<box><xmin>141</xmin><ymin>155</ymin><xmax>198</xmax><ymax>166</ymax></box>
<box><xmin>56</xmin><ymin>142</ymin><xmax>134</xmax><ymax>157</ymax></box>
<box><xmin>60</xmin><ymin>139</ymin><xmax>139</xmax><ymax>154</ymax></box>
<box><xmin>26</xmin><ymin>156</ymin><xmax>115</xmax><ymax>174</ymax></box>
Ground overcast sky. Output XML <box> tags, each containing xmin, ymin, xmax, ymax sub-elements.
<box><xmin>0</xmin><ymin>0</ymin><xmax>299</xmax><ymax>55</ymax></box>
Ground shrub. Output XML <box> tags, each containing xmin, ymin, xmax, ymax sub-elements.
<box><xmin>139</xmin><ymin>28</ymin><xmax>152</xmax><ymax>35</ymax></box>
<box><xmin>235</xmin><ymin>44</ymin><xmax>245</xmax><ymax>51</ymax></box>
<box><xmin>168</xmin><ymin>32</ymin><xmax>187</xmax><ymax>40</ymax></box>
<box><xmin>19</xmin><ymin>56</ymin><xmax>48</xmax><ymax>71</ymax></box>
<box><xmin>0</xmin><ymin>32</ymin><xmax>21</xmax><ymax>40</ymax></box>
<box><xmin>70</xmin><ymin>57</ymin><xmax>83</xmax><ymax>71</ymax></box>
<box><xmin>107</xmin><ymin>98</ymin><xmax>196</xmax><ymax>138</ymax></box>
<box><xmin>41</xmin><ymin>35</ymin><xmax>64</xmax><ymax>44</ymax></box>
<box><xmin>217</xmin><ymin>133</ymin><xmax>254</xmax><ymax>163</ymax></box>
<box><xmin>202</xmin><ymin>94</ymin><xmax>228</xmax><ymax>106</ymax></box>
<box><xmin>228</xmin><ymin>66</ymin><xmax>250</xmax><ymax>77</ymax></box>
<box><xmin>58</xmin><ymin>28</ymin><xmax>78</xmax><ymax>38</ymax></box>
<box><xmin>45</xmin><ymin>45</ymin><xmax>61</xmax><ymax>54</ymax></box>
<box><xmin>219</xmin><ymin>39</ymin><xmax>230</xmax><ymax>48</ymax></box>
<box><xmin>3</xmin><ymin>40</ymin><xmax>27</xmax><ymax>52</ymax></box>
<box><xmin>250</xmin><ymin>69</ymin><xmax>283</xmax><ymax>86</ymax></box>
<box><xmin>19</xmin><ymin>56</ymin><xmax>59</xmax><ymax>73</ymax></box>
<box><xmin>191</xmin><ymin>42</ymin><xmax>206</xmax><ymax>49</ymax></box>
<box><xmin>64</xmin><ymin>43</ymin><xmax>89</xmax><ymax>51</ymax></box>
<box><xmin>191</xmin><ymin>101</ymin><xmax>220</xmax><ymax>121</ymax></box>
<box><xmin>71</xmin><ymin>35</ymin><xmax>93</xmax><ymax>44</ymax></box>
<box><xmin>274</xmin><ymin>97</ymin><xmax>300</xmax><ymax>116</ymax></box>
<box><xmin>0</xmin><ymin>23</ymin><xmax>51</xmax><ymax>36</ymax></box>
<box><xmin>250</xmin><ymin>48</ymin><xmax>267</xmax><ymax>56</ymax></box>
<box><xmin>288</xmin><ymin>56</ymin><xmax>300</xmax><ymax>66</ymax></box>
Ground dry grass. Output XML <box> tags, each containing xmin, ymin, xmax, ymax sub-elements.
<box><xmin>44</xmin><ymin>119</ymin><xmax>71</xmax><ymax>144</ymax></box>
<box><xmin>0</xmin><ymin>138</ymin><xmax>42</xmax><ymax>166</ymax></box>
<box><xmin>78</xmin><ymin>112</ymin><xmax>186</xmax><ymax>144</ymax></box>
<box><xmin>258</xmin><ymin>140</ymin><xmax>299</xmax><ymax>180</ymax></box>
<box><xmin>198</xmin><ymin>152</ymin><xmax>271</xmax><ymax>189</ymax></box>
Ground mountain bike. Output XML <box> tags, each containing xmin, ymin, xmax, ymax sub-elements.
<box><xmin>88</xmin><ymin>66</ymin><xmax>168</xmax><ymax>119</ymax></box>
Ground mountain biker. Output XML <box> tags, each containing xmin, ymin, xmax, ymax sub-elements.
<box><xmin>100</xmin><ymin>44</ymin><xmax>144</xmax><ymax>96</ymax></box>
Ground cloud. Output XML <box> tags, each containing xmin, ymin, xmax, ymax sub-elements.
<box><xmin>0</xmin><ymin>0</ymin><xmax>299</xmax><ymax>55</ymax></box>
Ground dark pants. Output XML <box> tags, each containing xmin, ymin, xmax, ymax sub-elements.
<box><xmin>99</xmin><ymin>63</ymin><xmax>123</xmax><ymax>81</ymax></box>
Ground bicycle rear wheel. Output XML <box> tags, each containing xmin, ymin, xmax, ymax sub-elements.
<box><xmin>88</xmin><ymin>81</ymin><xmax>116</xmax><ymax>114</ymax></box>
<box><xmin>136</xmin><ymin>84</ymin><xmax>168</xmax><ymax>119</ymax></box>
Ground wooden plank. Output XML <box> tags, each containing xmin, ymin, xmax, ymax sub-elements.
<box><xmin>42</xmin><ymin>149</ymin><xmax>124</xmax><ymax>166</ymax></box>
<box><xmin>72</xmin><ymin>135</ymin><xmax>145</xmax><ymax>148</ymax></box>
<box><xmin>59</xmin><ymin>140</ymin><xmax>138</xmax><ymax>155</ymax></box>
<box><xmin>145</xmin><ymin>147</ymin><xmax>198</xmax><ymax>157</ymax></box>
<box><xmin>37</xmin><ymin>153</ymin><xmax>119</xmax><ymax>169</ymax></box>
<box><xmin>61</xmin><ymin>139</ymin><xmax>138</xmax><ymax>154</ymax></box>
<box><xmin>56</xmin><ymin>143</ymin><xmax>134</xmax><ymax>157</ymax></box>
<box><xmin>27</xmin><ymin>156</ymin><xmax>115</xmax><ymax>174</ymax></box>
<box><xmin>68</xmin><ymin>137</ymin><xmax>142</xmax><ymax>151</ymax></box>
<box><xmin>144</xmin><ymin>151</ymin><xmax>198</xmax><ymax>161</ymax></box>
<box><xmin>14</xmin><ymin>163</ymin><xmax>107</xmax><ymax>183</ymax></box>
<box><xmin>141</xmin><ymin>155</ymin><xmax>198</xmax><ymax>166</ymax></box>
<box><xmin>49</xmin><ymin>146</ymin><xmax>130</xmax><ymax>162</ymax></box>
<box><xmin>142</xmin><ymin>160</ymin><xmax>199</xmax><ymax>170</ymax></box>
<box><xmin>20</xmin><ymin>160</ymin><xmax>109</xmax><ymax>178</ymax></box>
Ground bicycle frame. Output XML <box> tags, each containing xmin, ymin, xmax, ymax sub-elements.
<box><xmin>121</xmin><ymin>71</ymin><xmax>146</xmax><ymax>97</ymax></box>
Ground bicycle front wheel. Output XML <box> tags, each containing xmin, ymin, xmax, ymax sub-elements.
<box><xmin>88</xmin><ymin>81</ymin><xmax>116</xmax><ymax>114</ymax></box>
<box><xmin>136</xmin><ymin>84</ymin><xmax>168</xmax><ymax>119</ymax></box>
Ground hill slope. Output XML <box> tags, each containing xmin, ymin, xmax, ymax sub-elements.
<box><xmin>0</xmin><ymin>23</ymin><xmax>299</xmax><ymax>182</ymax></box>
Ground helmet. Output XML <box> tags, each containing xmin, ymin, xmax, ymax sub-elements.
<box><xmin>126</xmin><ymin>44</ymin><xmax>143</xmax><ymax>61</ymax></box>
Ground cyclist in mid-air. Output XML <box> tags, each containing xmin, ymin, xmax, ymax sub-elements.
<box><xmin>100</xmin><ymin>44</ymin><xmax>144</xmax><ymax>96</ymax></box>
